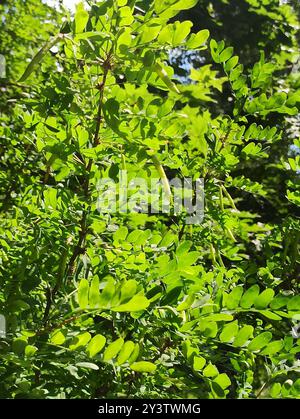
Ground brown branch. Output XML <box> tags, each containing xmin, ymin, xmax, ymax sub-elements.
<box><xmin>38</xmin><ymin>313</ymin><xmax>83</xmax><ymax>336</ymax></box>
<box><xmin>0</xmin><ymin>81</ymin><xmax>31</xmax><ymax>89</ymax></box>
<box><xmin>65</xmin><ymin>55</ymin><xmax>112</xmax><ymax>275</ymax></box>
<box><xmin>42</xmin><ymin>52</ymin><xmax>112</xmax><ymax>324</ymax></box>
<box><xmin>42</xmin><ymin>286</ymin><xmax>53</xmax><ymax>325</ymax></box>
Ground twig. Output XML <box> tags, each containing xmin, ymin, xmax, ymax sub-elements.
<box><xmin>42</xmin><ymin>51</ymin><xmax>112</xmax><ymax>324</ymax></box>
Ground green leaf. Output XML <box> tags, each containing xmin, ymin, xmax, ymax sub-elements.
<box><xmin>159</xmin><ymin>230</ymin><xmax>175</xmax><ymax>248</ymax></box>
<box><xmin>225</xmin><ymin>56</ymin><xmax>239</xmax><ymax>71</ymax></box>
<box><xmin>199</xmin><ymin>321</ymin><xmax>218</xmax><ymax>338</ymax></box>
<box><xmin>210</xmin><ymin>381</ymin><xmax>225</xmax><ymax>398</ymax></box>
<box><xmin>120</xmin><ymin>280</ymin><xmax>138</xmax><ymax>303</ymax></box>
<box><xmin>161</xmin><ymin>286</ymin><xmax>181</xmax><ymax>305</ymax></box>
<box><xmin>203</xmin><ymin>363</ymin><xmax>219</xmax><ymax>378</ymax></box>
<box><xmin>292</xmin><ymin>379</ymin><xmax>300</xmax><ymax>396</ymax></box>
<box><xmin>287</xmin><ymin>295</ymin><xmax>300</xmax><ymax>311</ymax></box>
<box><xmin>177</xmin><ymin>294</ymin><xmax>195</xmax><ymax>311</ymax></box>
<box><xmin>281</xmin><ymin>380</ymin><xmax>293</xmax><ymax>397</ymax></box>
<box><xmin>153</xmin><ymin>62</ymin><xmax>180</xmax><ymax>94</ymax></box>
<box><xmin>203</xmin><ymin>313</ymin><xmax>234</xmax><ymax>322</ymax></box>
<box><xmin>213</xmin><ymin>373</ymin><xmax>231</xmax><ymax>390</ymax></box>
<box><xmin>141</xmin><ymin>24</ymin><xmax>161</xmax><ymax>43</ymax></box>
<box><xmin>75</xmin><ymin>31</ymin><xmax>108</xmax><ymax>41</ymax></box>
<box><xmin>226</xmin><ymin>286</ymin><xmax>244</xmax><ymax>309</ymax></box>
<box><xmin>103</xmin><ymin>338</ymin><xmax>124</xmax><ymax>361</ymax></box>
<box><xmin>219</xmin><ymin>47</ymin><xmax>233</xmax><ymax>62</ymax></box>
<box><xmin>233</xmin><ymin>325</ymin><xmax>253</xmax><ymax>347</ymax></box>
<box><xmin>113</xmin><ymin>226</ymin><xmax>128</xmax><ymax>242</ymax></box>
<box><xmin>248</xmin><ymin>332</ymin><xmax>272</xmax><ymax>351</ymax></box>
<box><xmin>75</xmin><ymin>2</ymin><xmax>89</xmax><ymax>34</ymax></box>
<box><xmin>219</xmin><ymin>321</ymin><xmax>239</xmax><ymax>343</ymax></box>
<box><xmin>117</xmin><ymin>341</ymin><xmax>135</xmax><ymax>365</ymax></box>
<box><xmin>89</xmin><ymin>277</ymin><xmax>101</xmax><ymax>308</ymax></box>
<box><xmin>119</xmin><ymin>6</ymin><xmax>134</xmax><ymax>26</ymax></box>
<box><xmin>43</xmin><ymin>187</ymin><xmax>57</xmax><ymax>209</ymax></box>
<box><xmin>242</xmin><ymin>142</ymin><xmax>262</xmax><ymax>156</ymax></box>
<box><xmin>78</xmin><ymin>279</ymin><xmax>89</xmax><ymax>309</ymax></box>
<box><xmin>151</xmin><ymin>154</ymin><xmax>172</xmax><ymax>200</ymax></box>
<box><xmin>50</xmin><ymin>330</ymin><xmax>66</xmax><ymax>345</ymax></box>
<box><xmin>117</xmin><ymin>28</ymin><xmax>132</xmax><ymax>54</ymax></box>
<box><xmin>154</xmin><ymin>0</ymin><xmax>198</xmax><ymax>19</ymax></box>
<box><xmin>254</xmin><ymin>289</ymin><xmax>275</xmax><ymax>309</ymax></box>
<box><xmin>12</xmin><ymin>338</ymin><xmax>27</xmax><ymax>355</ymax></box>
<box><xmin>157</xmin><ymin>25</ymin><xmax>173</xmax><ymax>44</ymax></box>
<box><xmin>210</xmin><ymin>39</ymin><xmax>224</xmax><ymax>63</ymax></box>
<box><xmin>172</xmin><ymin>21</ymin><xmax>193</xmax><ymax>46</ymax></box>
<box><xmin>177</xmin><ymin>251</ymin><xmax>200</xmax><ymax>268</ymax></box>
<box><xmin>240</xmin><ymin>285</ymin><xmax>260</xmax><ymax>309</ymax></box>
<box><xmin>193</xmin><ymin>355</ymin><xmax>206</xmax><ymax>371</ymax></box>
<box><xmin>86</xmin><ymin>334</ymin><xmax>106</xmax><ymax>358</ymax></box>
<box><xmin>259</xmin><ymin>310</ymin><xmax>282</xmax><ymax>320</ymax></box>
<box><xmin>76</xmin><ymin>362</ymin><xmax>99</xmax><ymax>370</ymax></box>
<box><xmin>143</xmin><ymin>50</ymin><xmax>156</xmax><ymax>67</ymax></box>
<box><xmin>270</xmin><ymin>383</ymin><xmax>282</xmax><ymax>398</ymax></box>
<box><xmin>127</xmin><ymin>230</ymin><xmax>142</xmax><ymax>243</ymax></box>
<box><xmin>130</xmin><ymin>361</ymin><xmax>156</xmax><ymax>373</ymax></box>
<box><xmin>186</xmin><ymin>29</ymin><xmax>209</xmax><ymax>49</ymax></box>
<box><xmin>25</xmin><ymin>345</ymin><xmax>38</xmax><ymax>357</ymax></box>
<box><xmin>111</xmin><ymin>295</ymin><xmax>150</xmax><ymax>312</ymax></box>
<box><xmin>260</xmin><ymin>340</ymin><xmax>283</xmax><ymax>355</ymax></box>
<box><xmin>176</xmin><ymin>240</ymin><xmax>193</xmax><ymax>256</ymax></box>
<box><xmin>18</xmin><ymin>34</ymin><xmax>62</xmax><ymax>82</ymax></box>
<box><xmin>99</xmin><ymin>278</ymin><xmax>115</xmax><ymax>308</ymax></box>
<box><xmin>127</xmin><ymin>343</ymin><xmax>140</xmax><ymax>364</ymax></box>
<box><xmin>69</xmin><ymin>332</ymin><xmax>91</xmax><ymax>351</ymax></box>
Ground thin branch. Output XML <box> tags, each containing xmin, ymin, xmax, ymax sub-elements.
<box><xmin>42</xmin><ymin>52</ymin><xmax>112</xmax><ymax>324</ymax></box>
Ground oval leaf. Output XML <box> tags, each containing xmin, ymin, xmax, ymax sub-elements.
<box><xmin>112</xmin><ymin>295</ymin><xmax>150</xmax><ymax>312</ymax></box>
<box><xmin>86</xmin><ymin>334</ymin><xmax>106</xmax><ymax>358</ymax></box>
<box><xmin>130</xmin><ymin>361</ymin><xmax>156</xmax><ymax>373</ymax></box>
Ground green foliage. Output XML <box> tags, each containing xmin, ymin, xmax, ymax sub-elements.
<box><xmin>0</xmin><ymin>0</ymin><xmax>300</xmax><ymax>399</ymax></box>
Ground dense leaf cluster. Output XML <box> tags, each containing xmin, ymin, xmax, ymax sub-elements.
<box><xmin>0</xmin><ymin>0</ymin><xmax>299</xmax><ymax>399</ymax></box>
